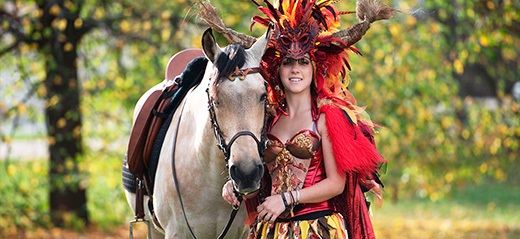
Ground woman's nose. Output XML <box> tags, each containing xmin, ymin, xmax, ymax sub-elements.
<box><xmin>290</xmin><ymin>65</ymin><xmax>300</xmax><ymax>73</ymax></box>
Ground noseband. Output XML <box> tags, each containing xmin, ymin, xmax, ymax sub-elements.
<box><xmin>207</xmin><ymin>67</ymin><xmax>268</xmax><ymax>165</ymax></box>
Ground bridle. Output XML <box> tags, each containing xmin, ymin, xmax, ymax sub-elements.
<box><xmin>207</xmin><ymin>67</ymin><xmax>269</xmax><ymax>165</ymax></box>
<box><xmin>171</xmin><ymin>66</ymin><xmax>269</xmax><ymax>239</ymax></box>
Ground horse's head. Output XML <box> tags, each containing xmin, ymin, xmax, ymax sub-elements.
<box><xmin>202</xmin><ymin>28</ymin><xmax>270</xmax><ymax>195</ymax></box>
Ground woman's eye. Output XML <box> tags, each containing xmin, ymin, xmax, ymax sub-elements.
<box><xmin>282</xmin><ymin>58</ymin><xmax>293</xmax><ymax>65</ymax></box>
<box><xmin>298</xmin><ymin>59</ymin><xmax>310</xmax><ymax>65</ymax></box>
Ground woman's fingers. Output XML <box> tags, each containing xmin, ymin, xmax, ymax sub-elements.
<box><xmin>221</xmin><ymin>180</ymin><xmax>240</xmax><ymax>206</ymax></box>
<box><xmin>257</xmin><ymin>195</ymin><xmax>286</xmax><ymax>223</ymax></box>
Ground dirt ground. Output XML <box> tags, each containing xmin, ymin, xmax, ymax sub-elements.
<box><xmin>3</xmin><ymin>224</ymin><xmax>148</xmax><ymax>239</ymax></box>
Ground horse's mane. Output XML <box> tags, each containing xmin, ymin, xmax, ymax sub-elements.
<box><xmin>215</xmin><ymin>44</ymin><xmax>246</xmax><ymax>80</ymax></box>
<box><xmin>208</xmin><ymin>44</ymin><xmax>247</xmax><ymax>100</ymax></box>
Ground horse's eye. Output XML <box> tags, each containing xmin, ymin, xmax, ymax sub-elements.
<box><xmin>260</xmin><ymin>93</ymin><xmax>267</xmax><ymax>102</ymax></box>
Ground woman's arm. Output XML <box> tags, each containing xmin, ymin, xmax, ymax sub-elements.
<box><xmin>297</xmin><ymin>113</ymin><xmax>346</xmax><ymax>202</ymax></box>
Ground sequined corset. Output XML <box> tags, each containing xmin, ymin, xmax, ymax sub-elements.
<box><xmin>264</xmin><ymin>130</ymin><xmax>320</xmax><ymax>194</ymax></box>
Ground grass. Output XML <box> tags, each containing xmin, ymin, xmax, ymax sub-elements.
<box><xmin>1</xmin><ymin>156</ymin><xmax>519</xmax><ymax>238</ymax></box>
<box><xmin>372</xmin><ymin>184</ymin><xmax>520</xmax><ymax>239</ymax></box>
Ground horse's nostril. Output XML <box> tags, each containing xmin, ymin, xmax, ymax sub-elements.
<box><xmin>229</xmin><ymin>165</ymin><xmax>242</xmax><ymax>181</ymax></box>
<box><xmin>256</xmin><ymin>164</ymin><xmax>264</xmax><ymax>180</ymax></box>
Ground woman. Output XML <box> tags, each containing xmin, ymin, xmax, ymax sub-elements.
<box><xmin>221</xmin><ymin>0</ymin><xmax>396</xmax><ymax>238</ymax></box>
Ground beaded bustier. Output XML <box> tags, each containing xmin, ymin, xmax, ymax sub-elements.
<box><xmin>264</xmin><ymin>130</ymin><xmax>320</xmax><ymax>195</ymax></box>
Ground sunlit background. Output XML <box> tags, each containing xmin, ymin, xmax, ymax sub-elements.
<box><xmin>1</xmin><ymin>0</ymin><xmax>518</xmax><ymax>238</ymax></box>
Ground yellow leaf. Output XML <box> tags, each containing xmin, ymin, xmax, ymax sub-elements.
<box><xmin>17</xmin><ymin>103</ymin><xmax>27</xmax><ymax>114</ymax></box>
<box><xmin>445</xmin><ymin>172</ymin><xmax>454</xmax><ymax>183</ymax></box>
<box><xmin>354</xmin><ymin>81</ymin><xmax>365</xmax><ymax>93</ymax></box>
<box><xmin>32</xmin><ymin>162</ymin><xmax>43</xmax><ymax>174</ymax></box>
<box><xmin>143</xmin><ymin>20</ymin><xmax>152</xmax><ymax>31</ymax></box>
<box><xmin>31</xmin><ymin>178</ymin><xmax>39</xmax><ymax>187</ymax></box>
<box><xmin>58</xmin><ymin>34</ymin><xmax>67</xmax><ymax>42</ymax></box>
<box><xmin>120</xmin><ymin>20</ymin><xmax>130</xmax><ymax>33</ymax></box>
<box><xmin>490</xmin><ymin>138</ymin><xmax>501</xmax><ymax>155</ymax></box>
<box><xmin>466</xmin><ymin>8</ymin><xmax>475</xmax><ymax>18</ymax></box>
<box><xmin>64</xmin><ymin>42</ymin><xmax>73</xmax><ymax>52</ymax></box>
<box><xmin>54</xmin><ymin>75</ymin><xmax>63</xmax><ymax>85</ymax></box>
<box><xmin>479</xmin><ymin>163</ymin><xmax>488</xmax><ymax>173</ymax></box>
<box><xmin>7</xmin><ymin>164</ymin><xmax>16</xmax><ymax>176</ymax></box>
<box><xmin>46</xmin><ymin>95</ymin><xmax>59</xmax><ymax>108</ymax></box>
<box><xmin>374</xmin><ymin>49</ymin><xmax>384</xmax><ymax>60</ymax></box>
<box><xmin>495</xmin><ymin>169</ymin><xmax>505</xmax><ymax>181</ymax></box>
<box><xmin>21</xmin><ymin>44</ymin><xmax>30</xmax><ymax>54</ymax></box>
<box><xmin>161</xmin><ymin>29</ymin><xmax>171</xmax><ymax>41</ymax></box>
<box><xmin>430</xmin><ymin>23</ymin><xmax>439</xmax><ymax>34</ymax></box>
<box><xmin>65</xmin><ymin>160</ymin><xmax>74</xmax><ymax>171</ymax></box>
<box><xmin>73</xmin><ymin>126</ymin><xmax>81</xmax><ymax>138</ymax></box>
<box><xmin>406</xmin><ymin>15</ymin><xmax>416</xmax><ymax>26</ymax></box>
<box><xmin>123</xmin><ymin>8</ymin><xmax>132</xmax><ymax>16</ymax></box>
<box><xmin>161</xmin><ymin>10</ymin><xmax>171</xmax><ymax>20</ymax></box>
<box><xmin>486</xmin><ymin>1</ymin><xmax>495</xmax><ymax>9</ymax></box>
<box><xmin>479</xmin><ymin>35</ymin><xmax>489</xmax><ymax>47</ymax></box>
<box><xmin>49</xmin><ymin>4</ymin><xmax>61</xmax><ymax>15</ymax></box>
<box><xmin>57</xmin><ymin>118</ymin><xmax>67</xmax><ymax>128</ymax></box>
<box><xmin>461</xmin><ymin>129</ymin><xmax>470</xmax><ymax>139</ymax></box>
<box><xmin>389</xmin><ymin>23</ymin><xmax>399</xmax><ymax>37</ymax></box>
<box><xmin>74</xmin><ymin>18</ymin><xmax>83</xmax><ymax>28</ymax></box>
<box><xmin>32</xmin><ymin>9</ymin><xmax>43</xmax><ymax>18</ymax></box>
<box><xmin>94</xmin><ymin>8</ymin><xmax>105</xmax><ymax>19</ymax></box>
<box><xmin>98</xmin><ymin>80</ymin><xmax>106</xmax><ymax>89</ymax></box>
<box><xmin>65</xmin><ymin>0</ymin><xmax>74</xmax><ymax>10</ymax></box>
<box><xmin>453</xmin><ymin>59</ymin><xmax>464</xmax><ymax>74</ymax></box>
<box><xmin>57</xmin><ymin>18</ymin><xmax>67</xmax><ymax>31</ymax></box>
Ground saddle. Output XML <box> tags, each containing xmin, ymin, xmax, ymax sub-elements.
<box><xmin>123</xmin><ymin>49</ymin><xmax>207</xmax><ymax>195</ymax></box>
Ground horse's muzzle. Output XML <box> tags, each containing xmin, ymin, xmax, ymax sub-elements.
<box><xmin>229</xmin><ymin>163</ymin><xmax>264</xmax><ymax>195</ymax></box>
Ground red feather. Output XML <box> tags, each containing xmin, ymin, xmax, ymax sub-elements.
<box><xmin>320</xmin><ymin>104</ymin><xmax>384</xmax><ymax>179</ymax></box>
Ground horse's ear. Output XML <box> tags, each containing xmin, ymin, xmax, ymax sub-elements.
<box><xmin>246</xmin><ymin>26</ymin><xmax>272</xmax><ymax>65</ymax></box>
<box><xmin>202</xmin><ymin>28</ymin><xmax>222</xmax><ymax>64</ymax></box>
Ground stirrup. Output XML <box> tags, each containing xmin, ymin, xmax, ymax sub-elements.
<box><xmin>129</xmin><ymin>217</ymin><xmax>152</xmax><ymax>239</ymax></box>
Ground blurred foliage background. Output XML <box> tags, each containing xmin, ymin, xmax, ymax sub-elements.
<box><xmin>1</xmin><ymin>0</ymin><xmax>519</xmax><ymax>238</ymax></box>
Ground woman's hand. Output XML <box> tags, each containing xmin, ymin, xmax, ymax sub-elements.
<box><xmin>221</xmin><ymin>180</ymin><xmax>240</xmax><ymax>206</ymax></box>
<box><xmin>256</xmin><ymin>194</ymin><xmax>286</xmax><ymax>224</ymax></box>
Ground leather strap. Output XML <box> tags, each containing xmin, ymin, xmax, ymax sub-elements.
<box><xmin>171</xmin><ymin>92</ymin><xmax>242</xmax><ymax>239</ymax></box>
<box><xmin>170</xmin><ymin>96</ymin><xmax>198</xmax><ymax>239</ymax></box>
<box><xmin>217</xmin><ymin>195</ymin><xmax>242</xmax><ymax>239</ymax></box>
<box><xmin>135</xmin><ymin>178</ymin><xmax>145</xmax><ymax>219</ymax></box>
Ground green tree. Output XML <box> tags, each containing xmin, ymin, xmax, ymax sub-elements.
<box><xmin>0</xmin><ymin>0</ymin><xmax>200</xmax><ymax>227</ymax></box>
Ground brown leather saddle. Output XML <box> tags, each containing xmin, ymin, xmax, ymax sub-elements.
<box><xmin>126</xmin><ymin>49</ymin><xmax>205</xmax><ymax>176</ymax></box>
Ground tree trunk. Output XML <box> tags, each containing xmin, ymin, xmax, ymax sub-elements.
<box><xmin>44</xmin><ymin>38</ymin><xmax>88</xmax><ymax>226</ymax></box>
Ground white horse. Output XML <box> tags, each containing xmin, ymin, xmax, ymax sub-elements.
<box><xmin>124</xmin><ymin>28</ymin><xmax>270</xmax><ymax>238</ymax></box>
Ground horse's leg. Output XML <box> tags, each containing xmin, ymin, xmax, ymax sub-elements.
<box><xmin>124</xmin><ymin>190</ymin><xmax>165</xmax><ymax>239</ymax></box>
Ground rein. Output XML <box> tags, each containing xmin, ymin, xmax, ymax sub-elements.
<box><xmin>170</xmin><ymin>66</ymin><xmax>268</xmax><ymax>239</ymax></box>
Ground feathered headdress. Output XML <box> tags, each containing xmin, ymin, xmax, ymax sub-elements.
<box><xmin>197</xmin><ymin>0</ymin><xmax>398</xmax><ymax>124</ymax></box>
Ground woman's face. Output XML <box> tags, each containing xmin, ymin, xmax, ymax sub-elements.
<box><xmin>279</xmin><ymin>55</ymin><xmax>314</xmax><ymax>95</ymax></box>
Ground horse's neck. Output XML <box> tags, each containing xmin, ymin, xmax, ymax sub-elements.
<box><xmin>181</xmin><ymin>65</ymin><xmax>225</xmax><ymax>169</ymax></box>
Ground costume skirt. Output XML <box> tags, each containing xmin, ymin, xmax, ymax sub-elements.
<box><xmin>248</xmin><ymin>212</ymin><xmax>348</xmax><ymax>239</ymax></box>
